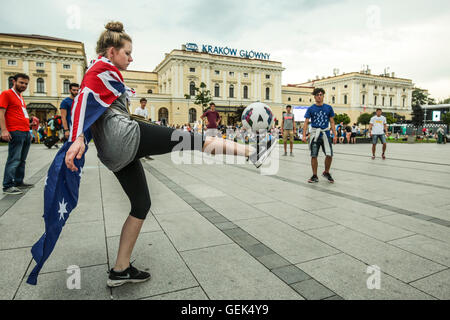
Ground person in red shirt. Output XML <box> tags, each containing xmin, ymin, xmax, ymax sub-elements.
<box><xmin>201</xmin><ymin>102</ymin><xmax>222</xmax><ymax>137</ymax></box>
<box><xmin>0</xmin><ymin>73</ymin><xmax>34</xmax><ymax>195</ymax></box>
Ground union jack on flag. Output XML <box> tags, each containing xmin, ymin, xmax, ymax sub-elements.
<box><xmin>27</xmin><ymin>56</ymin><xmax>134</xmax><ymax>285</ymax></box>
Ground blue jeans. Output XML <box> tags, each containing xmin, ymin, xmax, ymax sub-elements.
<box><xmin>3</xmin><ymin>131</ymin><xmax>31</xmax><ymax>190</ymax></box>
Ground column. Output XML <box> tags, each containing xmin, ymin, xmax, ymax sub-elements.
<box><xmin>77</xmin><ymin>64</ymin><xmax>82</xmax><ymax>84</ymax></box>
<box><xmin>223</xmin><ymin>71</ymin><xmax>227</xmax><ymax>100</ymax></box>
<box><xmin>237</xmin><ymin>71</ymin><xmax>242</xmax><ymax>100</ymax></box>
<box><xmin>51</xmin><ymin>62</ymin><xmax>57</xmax><ymax>97</ymax></box>
<box><xmin>23</xmin><ymin>60</ymin><xmax>30</xmax><ymax>96</ymax></box>
<box><xmin>179</xmin><ymin>64</ymin><xmax>184</xmax><ymax>96</ymax></box>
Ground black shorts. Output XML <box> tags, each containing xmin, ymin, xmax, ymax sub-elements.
<box><xmin>351</xmin><ymin>133</ymin><xmax>356</xmax><ymax>138</ymax></box>
<box><xmin>113</xmin><ymin>122</ymin><xmax>205</xmax><ymax>220</ymax></box>
<box><xmin>310</xmin><ymin>134</ymin><xmax>333</xmax><ymax>158</ymax></box>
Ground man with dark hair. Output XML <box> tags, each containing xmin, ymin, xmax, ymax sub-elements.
<box><xmin>0</xmin><ymin>73</ymin><xmax>34</xmax><ymax>194</ymax></box>
<box><xmin>302</xmin><ymin>88</ymin><xmax>337</xmax><ymax>183</ymax></box>
<box><xmin>134</xmin><ymin>98</ymin><xmax>149</xmax><ymax>119</ymax></box>
<box><xmin>282</xmin><ymin>105</ymin><xmax>296</xmax><ymax>156</ymax></box>
<box><xmin>369</xmin><ymin>108</ymin><xmax>388</xmax><ymax>160</ymax></box>
<box><xmin>60</xmin><ymin>83</ymin><xmax>79</xmax><ymax>141</ymax></box>
<box><xmin>201</xmin><ymin>102</ymin><xmax>221</xmax><ymax>137</ymax></box>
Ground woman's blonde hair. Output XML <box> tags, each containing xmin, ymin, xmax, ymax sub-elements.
<box><xmin>96</xmin><ymin>21</ymin><xmax>132</xmax><ymax>57</ymax></box>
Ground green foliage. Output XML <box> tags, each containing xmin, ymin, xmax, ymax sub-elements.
<box><xmin>193</xmin><ymin>82</ymin><xmax>212</xmax><ymax>109</ymax></box>
<box><xmin>385</xmin><ymin>113</ymin><xmax>396</xmax><ymax>124</ymax></box>
<box><xmin>443</xmin><ymin>112</ymin><xmax>450</xmax><ymax>125</ymax></box>
<box><xmin>411</xmin><ymin>104</ymin><xmax>424</xmax><ymax>127</ymax></box>
<box><xmin>334</xmin><ymin>113</ymin><xmax>351</xmax><ymax>125</ymax></box>
<box><xmin>357</xmin><ymin>113</ymin><xmax>372</xmax><ymax>126</ymax></box>
<box><xmin>440</xmin><ymin>97</ymin><xmax>450</xmax><ymax>104</ymax></box>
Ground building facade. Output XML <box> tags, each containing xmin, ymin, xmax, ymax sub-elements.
<box><xmin>0</xmin><ymin>33</ymin><xmax>87</xmax><ymax>123</ymax></box>
<box><xmin>1</xmin><ymin>34</ymin><xmax>416</xmax><ymax>127</ymax></box>
<box><xmin>295</xmin><ymin>71</ymin><xmax>414</xmax><ymax>123</ymax></box>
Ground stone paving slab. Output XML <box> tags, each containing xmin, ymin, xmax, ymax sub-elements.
<box><xmin>409</xmin><ymin>269</ymin><xmax>450</xmax><ymax>300</ymax></box>
<box><xmin>0</xmin><ymin>247</ymin><xmax>32</xmax><ymax>300</ymax></box>
<box><xmin>107</xmin><ymin>231</ymin><xmax>199</xmax><ymax>300</ymax></box>
<box><xmin>235</xmin><ymin>217</ymin><xmax>340</xmax><ymax>264</ymax></box>
<box><xmin>310</xmin><ymin>207</ymin><xmax>415</xmax><ymax>242</ymax></box>
<box><xmin>388</xmin><ymin>235</ymin><xmax>450</xmax><ymax>267</ymax></box>
<box><xmin>180</xmin><ymin>243</ymin><xmax>303</xmax><ymax>300</ymax></box>
<box><xmin>297</xmin><ymin>253</ymin><xmax>436</xmax><ymax>300</ymax></box>
<box><xmin>305</xmin><ymin>225</ymin><xmax>447</xmax><ymax>283</ymax></box>
<box><xmin>16</xmin><ymin>265</ymin><xmax>112</xmax><ymax>300</ymax></box>
<box><xmin>145</xmin><ymin>287</ymin><xmax>209</xmax><ymax>300</ymax></box>
<box><xmin>155</xmin><ymin>211</ymin><xmax>233</xmax><ymax>252</ymax></box>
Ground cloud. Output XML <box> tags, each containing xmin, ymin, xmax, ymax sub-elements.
<box><xmin>1</xmin><ymin>0</ymin><xmax>449</xmax><ymax>99</ymax></box>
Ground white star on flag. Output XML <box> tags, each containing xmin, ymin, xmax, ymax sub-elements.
<box><xmin>44</xmin><ymin>176</ymin><xmax>48</xmax><ymax>186</ymax></box>
<box><xmin>58</xmin><ymin>199</ymin><xmax>68</xmax><ymax>221</ymax></box>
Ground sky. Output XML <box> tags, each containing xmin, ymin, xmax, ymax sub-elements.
<box><xmin>1</xmin><ymin>0</ymin><xmax>450</xmax><ymax>101</ymax></box>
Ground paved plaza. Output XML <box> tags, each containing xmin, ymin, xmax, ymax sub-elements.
<box><xmin>0</xmin><ymin>142</ymin><xmax>449</xmax><ymax>300</ymax></box>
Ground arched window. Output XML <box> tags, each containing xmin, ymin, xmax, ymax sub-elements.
<box><xmin>390</xmin><ymin>97</ymin><xmax>393</xmax><ymax>107</ymax></box>
<box><xmin>147</xmin><ymin>89</ymin><xmax>153</xmax><ymax>94</ymax></box>
<box><xmin>362</xmin><ymin>95</ymin><xmax>366</xmax><ymax>105</ymax></box>
<box><xmin>374</xmin><ymin>96</ymin><xmax>378</xmax><ymax>106</ymax></box>
<box><xmin>8</xmin><ymin>76</ymin><xmax>14</xmax><ymax>89</ymax></box>
<box><xmin>158</xmin><ymin>107</ymin><xmax>169</xmax><ymax>125</ymax></box>
<box><xmin>189</xmin><ymin>108</ymin><xmax>197</xmax><ymax>123</ymax></box>
<box><xmin>189</xmin><ymin>82</ymin><xmax>196</xmax><ymax>96</ymax></box>
<box><xmin>265</xmin><ymin>87</ymin><xmax>270</xmax><ymax>100</ymax></box>
<box><xmin>344</xmin><ymin>95</ymin><xmax>348</xmax><ymax>105</ymax></box>
<box><xmin>332</xmin><ymin>96</ymin><xmax>335</xmax><ymax>104</ymax></box>
<box><xmin>243</xmin><ymin>86</ymin><xmax>248</xmax><ymax>99</ymax></box>
<box><xmin>37</xmin><ymin>78</ymin><xmax>45</xmax><ymax>93</ymax></box>
<box><xmin>214</xmin><ymin>83</ymin><xmax>220</xmax><ymax>97</ymax></box>
<box><xmin>288</xmin><ymin>97</ymin><xmax>291</xmax><ymax>101</ymax></box>
<box><xmin>63</xmin><ymin>79</ymin><xmax>70</xmax><ymax>94</ymax></box>
<box><xmin>229</xmin><ymin>84</ymin><xmax>234</xmax><ymax>98</ymax></box>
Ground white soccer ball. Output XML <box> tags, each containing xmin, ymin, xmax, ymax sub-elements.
<box><xmin>241</xmin><ymin>102</ymin><xmax>275</xmax><ymax>132</ymax></box>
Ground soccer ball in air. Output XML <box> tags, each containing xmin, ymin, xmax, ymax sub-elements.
<box><xmin>241</xmin><ymin>102</ymin><xmax>275</xmax><ymax>132</ymax></box>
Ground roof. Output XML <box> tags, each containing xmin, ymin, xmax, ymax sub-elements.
<box><xmin>27</xmin><ymin>103</ymin><xmax>57</xmax><ymax>110</ymax></box>
<box><xmin>0</xmin><ymin>33</ymin><xmax>83</xmax><ymax>44</ymax></box>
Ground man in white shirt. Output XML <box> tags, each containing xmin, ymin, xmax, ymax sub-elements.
<box><xmin>369</xmin><ymin>108</ymin><xmax>388</xmax><ymax>160</ymax></box>
<box><xmin>134</xmin><ymin>98</ymin><xmax>149</xmax><ymax>119</ymax></box>
<box><xmin>134</xmin><ymin>98</ymin><xmax>153</xmax><ymax>160</ymax></box>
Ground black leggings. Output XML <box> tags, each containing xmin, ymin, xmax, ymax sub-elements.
<box><xmin>113</xmin><ymin>122</ymin><xmax>205</xmax><ymax>220</ymax></box>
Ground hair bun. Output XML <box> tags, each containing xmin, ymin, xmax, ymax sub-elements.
<box><xmin>105</xmin><ymin>21</ymin><xmax>124</xmax><ymax>32</ymax></box>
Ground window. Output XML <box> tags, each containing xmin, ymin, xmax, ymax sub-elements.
<box><xmin>403</xmin><ymin>89</ymin><xmax>406</xmax><ymax>92</ymax></box>
<box><xmin>8</xmin><ymin>76</ymin><xmax>14</xmax><ymax>89</ymax></box>
<box><xmin>229</xmin><ymin>85</ymin><xmax>234</xmax><ymax>98</ymax></box>
<box><xmin>63</xmin><ymin>64</ymin><xmax>71</xmax><ymax>70</ymax></box>
<box><xmin>189</xmin><ymin>108</ymin><xmax>197</xmax><ymax>123</ymax></box>
<box><xmin>390</xmin><ymin>97</ymin><xmax>393</xmax><ymax>107</ymax></box>
<box><xmin>36</xmin><ymin>62</ymin><xmax>44</xmax><ymax>68</ymax></box>
<box><xmin>332</xmin><ymin>87</ymin><xmax>336</xmax><ymax>90</ymax></box>
<box><xmin>362</xmin><ymin>84</ymin><xmax>366</xmax><ymax>88</ymax></box>
<box><xmin>8</xmin><ymin>60</ymin><xmax>17</xmax><ymax>66</ymax></box>
<box><xmin>63</xmin><ymin>79</ymin><xmax>70</xmax><ymax>94</ymax></box>
<box><xmin>382</xmin><ymin>97</ymin><xmax>385</xmax><ymax>106</ymax></box>
<box><xmin>332</xmin><ymin>96</ymin><xmax>335</xmax><ymax>104</ymax></box>
<box><xmin>243</xmin><ymin>86</ymin><xmax>248</xmax><ymax>99</ymax></box>
<box><xmin>374</xmin><ymin>96</ymin><xmax>377</xmax><ymax>105</ymax></box>
<box><xmin>344</xmin><ymin>85</ymin><xmax>348</xmax><ymax>89</ymax></box>
<box><xmin>190</xmin><ymin>67</ymin><xmax>196</xmax><ymax>73</ymax></box>
<box><xmin>344</xmin><ymin>95</ymin><xmax>348</xmax><ymax>105</ymax></box>
<box><xmin>403</xmin><ymin>98</ymin><xmax>405</xmax><ymax>107</ymax></box>
<box><xmin>158</xmin><ymin>108</ymin><xmax>169</xmax><ymax>124</ymax></box>
<box><xmin>362</xmin><ymin>95</ymin><xmax>365</xmax><ymax>105</ymax></box>
<box><xmin>375</xmin><ymin>86</ymin><xmax>378</xmax><ymax>90</ymax></box>
<box><xmin>299</xmin><ymin>98</ymin><xmax>302</xmax><ymax>102</ymax></box>
<box><xmin>189</xmin><ymin>82</ymin><xmax>196</xmax><ymax>96</ymax></box>
<box><xmin>215</xmin><ymin>70</ymin><xmax>220</xmax><ymax>75</ymax></box>
<box><xmin>37</xmin><ymin>78</ymin><xmax>45</xmax><ymax>93</ymax></box>
<box><xmin>266</xmin><ymin>74</ymin><xmax>271</xmax><ymax>79</ymax></box>
<box><xmin>214</xmin><ymin>84</ymin><xmax>220</xmax><ymax>97</ymax></box>
<box><xmin>243</xmin><ymin>73</ymin><xmax>249</xmax><ymax>78</ymax></box>
<box><xmin>383</xmin><ymin>87</ymin><xmax>385</xmax><ymax>90</ymax></box>
<box><xmin>265</xmin><ymin>87</ymin><xmax>270</xmax><ymax>100</ymax></box>
<box><xmin>229</xmin><ymin>72</ymin><xmax>234</xmax><ymax>77</ymax></box>
<box><xmin>287</xmin><ymin>97</ymin><xmax>291</xmax><ymax>101</ymax></box>
<box><xmin>147</xmin><ymin>89</ymin><xmax>153</xmax><ymax>94</ymax></box>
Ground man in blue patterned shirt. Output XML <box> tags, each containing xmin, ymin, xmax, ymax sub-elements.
<box><xmin>302</xmin><ymin>88</ymin><xmax>338</xmax><ymax>183</ymax></box>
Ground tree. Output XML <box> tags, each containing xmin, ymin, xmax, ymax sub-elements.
<box><xmin>411</xmin><ymin>88</ymin><xmax>427</xmax><ymax>128</ymax></box>
<box><xmin>440</xmin><ymin>97</ymin><xmax>450</xmax><ymax>104</ymax></box>
<box><xmin>443</xmin><ymin>112</ymin><xmax>450</xmax><ymax>126</ymax></box>
<box><xmin>334</xmin><ymin>113</ymin><xmax>351</xmax><ymax>125</ymax></box>
<box><xmin>193</xmin><ymin>82</ymin><xmax>212</xmax><ymax>111</ymax></box>
<box><xmin>357</xmin><ymin>113</ymin><xmax>372</xmax><ymax>128</ymax></box>
<box><xmin>385</xmin><ymin>113</ymin><xmax>396</xmax><ymax>124</ymax></box>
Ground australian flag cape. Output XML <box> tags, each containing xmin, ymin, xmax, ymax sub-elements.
<box><xmin>27</xmin><ymin>56</ymin><xmax>135</xmax><ymax>285</ymax></box>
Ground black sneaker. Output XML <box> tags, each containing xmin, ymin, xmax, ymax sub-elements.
<box><xmin>107</xmin><ymin>263</ymin><xmax>151</xmax><ymax>288</ymax></box>
<box><xmin>3</xmin><ymin>187</ymin><xmax>23</xmax><ymax>195</ymax></box>
<box><xmin>249</xmin><ymin>134</ymin><xmax>278</xmax><ymax>169</ymax></box>
<box><xmin>322</xmin><ymin>172</ymin><xmax>335</xmax><ymax>184</ymax></box>
<box><xmin>308</xmin><ymin>175</ymin><xmax>319</xmax><ymax>183</ymax></box>
<box><xmin>16</xmin><ymin>183</ymin><xmax>34</xmax><ymax>189</ymax></box>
